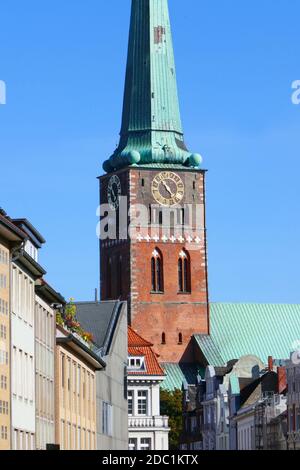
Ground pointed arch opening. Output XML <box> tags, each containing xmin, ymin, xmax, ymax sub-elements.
<box><xmin>162</xmin><ymin>333</ymin><xmax>166</xmax><ymax>345</ymax></box>
<box><xmin>151</xmin><ymin>248</ymin><xmax>164</xmax><ymax>293</ymax></box>
<box><xmin>178</xmin><ymin>333</ymin><xmax>183</xmax><ymax>345</ymax></box>
<box><xmin>107</xmin><ymin>257</ymin><xmax>112</xmax><ymax>299</ymax></box>
<box><xmin>178</xmin><ymin>249</ymin><xmax>191</xmax><ymax>293</ymax></box>
<box><xmin>117</xmin><ymin>255</ymin><xmax>123</xmax><ymax>297</ymax></box>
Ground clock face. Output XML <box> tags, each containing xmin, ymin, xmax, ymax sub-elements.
<box><xmin>151</xmin><ymin>172</ymin><xmax>185</xmax><ymax>207</ymax></box>
<box><xmin>107</xmin><ymin>175</ymin><xmax>122</xmax><ymax>210</ymax></box>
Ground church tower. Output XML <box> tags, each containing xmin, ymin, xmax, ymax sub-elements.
<box><xmin>99</xmin><ymin>0</ymin><xmax>209</xmax><ymax>363</ymax></box>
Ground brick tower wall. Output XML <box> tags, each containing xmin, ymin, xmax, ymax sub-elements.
<box><xmin>100</xmin><ymin>167</ymin><xmax>209</xmax><ymax>363</ymax></box>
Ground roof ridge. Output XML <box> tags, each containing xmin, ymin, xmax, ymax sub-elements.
<box><xmin>128</xmin><ymin>326</ymin><xmax>153</xmax><ymax>347</ymax></box>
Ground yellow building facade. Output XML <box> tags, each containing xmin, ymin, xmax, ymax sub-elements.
<box><xmin>55</xmin><ymin>326</ymin><xmax>105</xmax><ymax>450</ymax></box>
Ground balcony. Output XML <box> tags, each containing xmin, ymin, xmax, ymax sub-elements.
<box><xmin>129</xmin><ymin>416</ymin><xmax>169</xmax><ymax>429</ymax></box>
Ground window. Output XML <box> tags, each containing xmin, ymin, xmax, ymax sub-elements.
<box><xmin>1</xmin><ymin>426</ymin><xmax>8</xmax><ymax>440</ymax></box>
<box><xmin>67</xmin><ymin>359</ymin><xmax>71</xmax><ymax>392</ymax></box>
<box><xmin>61</xmin><ymin>421</ymin><xmax>65</xmax><ymax>450</ymax></box>
<box><xmin>61</xmin><ymin>354</ymin><xmax>65</xmax><ymax>388</ymax></box>
<box><xmin>102</xmin><ymin>402</ymin><xmax>113</xmax><ymax>436</ymax></box>
<box><xmin>178</xmin><ymin>333</ymin><xmax>183</xmax><ymax>345</ymax></box>
<box><xmin>0</xmin><ymin>324</ymin><xmax>6</xmax><ymax>339</ymax></box>
<box><xmin>178</xmin><ymin>250</ymin><xmax>191</xmax><ymax>293</ymax></box>
<box><xmin>107</xmin><ymin>258</ymin><xmax>112</xmax><ymax>299</ymax></box>
<box><xmin>128</xmin><ymin>390</ymin><xmax>133</xmax><ymax>416</ymax></box>
<box><xmin>0</xmin><ymin>350</ymin><xmax>8</xmax><ymax>365</ymax></box>
<box><xmin>159</xmin><ymin>211</ymin><xmax>163</xmax><ymax>225</ymax></box>
<box><xmin>0</xmin><ymin>401</ymin><xmax>9</xmax><ymax>415</ymax></box>
<box><xmin>124</xmin><ymin>366</ymin><xmax>128</xmax><ymax>400</ymax></box>
<box><xmin>0</xmin><ymin>375</ymin><xmax>7</xmax><ymax>390</ymax></box>
<box><xmin>137</xmin><ymin>391</ymin><xmax>148</xmax><ymax>416</ymax></box>
<box><xmin>140</xmin><ymin>438</ymin><xmax>152</xmax><ymax>451</ymax></box>
<box><xmin>128</xmin><ymin>357</ymin><xmax>145</xmax><ymax>371</ymax></box>
<box><xmin>151</xmin><ymin>248</ymin><xmax>163</xmax><ymax>292</ymax></box>
<box><xmin>0</xmin><ymin>299</ymin><xmax>8</xmax><ymax>316</ymax></box>
<box><xmin>0</xmin><ymin>274</ymin><xmax>7</xmax><ymax>289</ymax></box>
<box><xmin>73</xmin><ymin>425</ymin><xmax>77</xmax><ymax>450</ymax></box>
<box><xmin>117</xmin><ymin>255</ymin><xmax>123</xmax><ymax>297</ymax></box>
<box><xmin>129</xmin><ymin>438</ymin><xmax>138</xmax><ymax>451</ymax></box>
<box><xmin>0</xmin><ymin>249</ymin><xmax>8</xmax><ymax>265</ymax></box>
<box><xmin>180</xmin><ymin>208</ymin><xmax>185</xmax><ymax>226</ymax></box>
<box><xmin>162</xmin><ymin>332</ymin><xmax>166</xmax><ymax>345</ymax></box>
<box><xmin>77</xmin><ymin>366</ymin><xmax>81</xmax><ymax>397</ymax></box>
<box><xmin>77</xmin><ymin>427</ymin><xmax>81</xmax><ymax>450</ymax></box>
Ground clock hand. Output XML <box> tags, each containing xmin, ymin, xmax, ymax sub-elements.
<box><xmin>162</xmin><ymin>181</ymin><xmax>174</xmax><ymax>197</ymax></box>
<box><xmin>111</xmin><ymin>187</ymin><xmax>117</xmax><ymax>201</ymax></box>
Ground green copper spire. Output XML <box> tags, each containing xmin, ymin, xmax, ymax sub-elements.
<box><xmin>103</xmin><ymin>0</ymin><xmax>202</xmax><ymax>173</ymax></box>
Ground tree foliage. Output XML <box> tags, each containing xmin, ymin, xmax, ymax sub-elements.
<box><xmin>160</xmin><ymin>388</ymin><xmax>183</xmax><ymax>450</ymax></box>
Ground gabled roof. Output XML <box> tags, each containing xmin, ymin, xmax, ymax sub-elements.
<box><xmin>193</xmin><ymin>334</ymin><xmax>224</xmax><ymax>367</ymax></box>
<box><xmin>128</xmin><ymin>327</ymin><xmax>164</xmax><ymax>377</ymax></box>
<box><xmin>239</xmin><ymin>371</ymin><xmax>278</xmax><ymax>410</ymax></box>
<box><xmin>161</xmin><ymin>363</ymin><xmax>205</xmax><ymax>391</ymax></box>
<box><xmin>76</xmin><ymin>301</ymin><xmax>126</xmax><ymax>356</ymax></box>
<box><xmin>194</xmin><ymin>303</ymin><xmax>300</xmax><ymax>366</ymax></box>
<box><xmin>128</xmin><ymin>327</ymin><xmax>153</xmax><ymax>348</ymax></box>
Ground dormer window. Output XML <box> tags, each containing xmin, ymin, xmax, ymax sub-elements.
<box><xmin>24</xmin><ymin>240</ymin><xmax>38</xmax><ymax>263</ymax></box>
<box><xmin>128</xmin><ymin>356</ymin><xmax>146</xmax><ymax>372</ymax></box>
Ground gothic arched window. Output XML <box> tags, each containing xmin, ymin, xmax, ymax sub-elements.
<box><xmin>162</xmin><ymin>333</ymin><xmax>166</xmax><ymax>345</ymax></box>
<box><xmin>107</xmin><ymin>257</ymin><xmax>112</xmax><ymax>299</ymax></box>
<box><xmin>178</xmin><ymin>333</ymin><xmax>183</xmax><ymax>344</ymax></box>
<box><xmin>117</xmin><ymin>255</ymin><xmax>123</xmax><ymax>297</ymax></box>
<box><xmin>151</xmin><ymin>248</ymin><xmax>164</xmax><ymax>293</ymax></box>
<box><xmin>178</xmin><ymin>250</ymin><xmax>191</xmax><ymax>293</ymax></box>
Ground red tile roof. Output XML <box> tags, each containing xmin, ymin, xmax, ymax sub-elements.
<box><xmin>128</xmin><ymin>327</ymin><xmax>165</xmax><ymax>377</ymax></box>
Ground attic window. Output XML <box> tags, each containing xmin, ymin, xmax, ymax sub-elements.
<box><xmin>128</xmin><ymin>356</ymin><xmax>145</xmax><ymax>371</ymax></box>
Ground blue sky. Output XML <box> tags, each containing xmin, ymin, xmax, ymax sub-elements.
<box><xmin>0</xmin><ymin>0</ymin><xmax>299</xmax><ymax>303</ymax></box>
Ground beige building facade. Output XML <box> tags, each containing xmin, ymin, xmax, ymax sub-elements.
<box><xmin>55</xmin><ymin>326</ymin><xmax>105</xmax><ymax>450</ymax></box>
<box><xmin>0</xmin><ymin>211</ymin><xmax>26</xmax><ymax>450</ymax></box>
<box><xmin>0</xmin><ymin>240</ymin><xmax>10</xmax><ymax>450</ymax></box>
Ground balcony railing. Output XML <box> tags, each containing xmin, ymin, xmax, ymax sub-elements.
<box><xmin>129</xmin><ymin>416</ymin><xmax>169</xmax><ymax>429</ymax></box>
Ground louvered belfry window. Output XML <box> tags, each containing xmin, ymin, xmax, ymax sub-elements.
<box><xmin>151</xmin><ymin>249</ymin><xmax>164</xmax><ymax>293</ymax></box>
<box><xmin>178</xmin><ymin>250</ymin><xmax>191</xmax><ymax>293</ymax></box>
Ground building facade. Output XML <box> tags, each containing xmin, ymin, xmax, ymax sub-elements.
<box><xmin>286</xmin><ymin>352</ymin><xmax>300</xmax><ymax>450</ymax></box>
<box><xmin>76</xmin><ymin>301</ymin><xmax>129</xmax><ymax>450</ymax></box>
<box><xmin>231</xmin><ymin>368</ymin><xmax>287</xmax><ymax>451</ymax></box>
<box><xmin>35</xmin><ymin>280</ymin><xmax>65</xmax><ymax>450</ymax></box>
<box><xmin>180</xmin><ymin>356</ymin><xmax>266</xmax><ymax>451</ymax></box>
<box><xmin>55</xmin><ymin>325</ymin><xmax>105</xmax><ymax>450</ymax></box>
<box><xmin>0</xmin><ymin>210</ymin><xmax>26</xmax><ymax>450</ymax></box>
<box><xmin>99</xmin><ymin>0</ymin><xmax>209</xmax><ymax>364</ymax></box>
<box><xmin>128</xmin><ymin>327</ymin><xmax>169</xmax><ymax>451</ymax></box>
<box><xmin>11</xmin><ymin>219</ymin><xmax>46</xmax><ymax>450</ymax></box>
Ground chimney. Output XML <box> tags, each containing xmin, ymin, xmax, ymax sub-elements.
<box><xmin>268</xmin><ymin>356</ymin><xmax>274</xmax><ymax>371</ymax></box>
<box><xmin>277</xmin><ymin>367</ymin><xmax>287</xmax><ymax>394</ymax></box>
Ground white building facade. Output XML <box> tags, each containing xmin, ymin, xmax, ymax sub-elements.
<box><xmin>11</xmin><ymin>219</ymin><xmax>45</xmax><ymax>450</ymax></box>
<box><xmin>35</xmin><ymin>280</ymin><xmax>65</xmax><ymax>450</ymax></box>
<box><xmin>128</xmin><ymin>327</ymin><xmax>170</xmax><ymax>451</ymax></box>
